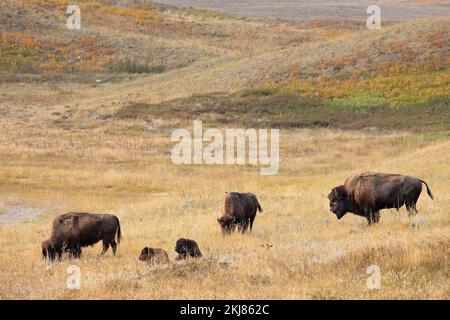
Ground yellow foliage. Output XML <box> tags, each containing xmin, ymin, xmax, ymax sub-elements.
<box><xmin>97</xmin><ymin>5</ymin><xmax>159</xmax><ymax>25</ymax></box>
<box><xmin>1</xmin><ymin>33</ymin><xmax>38</xmax><ymax>50</ymax></box>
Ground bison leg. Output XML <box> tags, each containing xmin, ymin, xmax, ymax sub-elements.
<box><xmin>101</xmin><ymin>241</ymin><xmax>110</xmax><ymax>255</ymax></box>
<box><xmin>68</xmin><ymin>247</ymin><xmax>75</xmax><ymax>259</ymax></box>
<box><xmin>74</xmin><ymin>244</ymin><xmax>82</xmax><ymax>258</ymax></box>
<box><xmin>406</xmin><ymin>202</ymin><xmax>418</xmax><ymax>216</ymax></box>
<box><xmin>70</xmin><ymin>248</ymin><xmax>82</xmax><ymax>259</ymax></box>
<box><xmin>68</xmin><ymin>245</ymin><xmax>81</xmax><ymax>259</ymax></box>
<box><xmin>111</xmin><ymin>240</ymin><xmax>118</xmax><ymax>256</ymax></box>
<box><xmin>243</xmin><ymin>217</ymin><xmax>255</xmax><ymax>233</ymax></box>
<box><xmin>367</xmin><ymin>211</ymin><xmax>381</xmax><ymax>225</ymax></box>
<box><xmin>240</xmin><ymin>220</ymin><xmax>250</xmax><ymax>233</ymax></box>
<box><xmin>57</xmin><ymin>249</ymin><xmax>63</xmax><ymax>261</ymax></box>
<box><xmin>249</xmin><ymin>215</ymin><xmax>256</xmax><ymax>232</ymax></box>
<box><xmin>365</xmin><ymin>209</ymin><xmax>380</xmax><ymax>225</ymax></box>
<box><xmin>373</xmin><ymin>211</ymin><xmax>381</xmax><ymax>223</ymax></box>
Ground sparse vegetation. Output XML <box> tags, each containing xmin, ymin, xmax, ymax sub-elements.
<box><xmin>116</xmin><ymin>87</ymin><xmax>449</xmax><ymax>131</ymax></box>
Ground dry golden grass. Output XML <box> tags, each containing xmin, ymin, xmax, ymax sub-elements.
<box><xmin>0</xmin><ymin>124</ymin><xmax>448</xmax><ymax>299</ymax></box>
<box><xmin>0</xmin><ymin>0</ymin><xmax>448</xmax><ymax>300</ymax></box>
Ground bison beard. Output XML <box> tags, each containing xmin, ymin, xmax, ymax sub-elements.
<box><xmin>328</xmin><ymin>172</ymin><xmax>434</xmax><ymax>225</ymax></box>
<box><xmin>217</xmin><ymin>192</ymin><xmax>263</xmax><ymax>234</ymax></box>
<box><xmin>175</xmin><ymin>238</ymin><xmax>202</xmax><ymax>260</ymax></box>
<box><xmin>42</xmin><ymin>212</ymin><xmax>122</xmax><ymax>261</ymax></box>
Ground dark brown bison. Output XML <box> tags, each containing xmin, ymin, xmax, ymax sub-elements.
<box><xmin>42</xmin><ymin>212</ymin><xmax>122</xmax><ymax>261</ymax></box>
<box><xmin>139</xmin><ymin>247</ymin><xmax>170</xmax><ymax>264</ymax></box>
<box><xmin>328</xmin><ymin>172</ymin><xmax>434</xmax><ymax>225</ymax></box>
<box><xmin>217</xmin><ymin>192</ymin><xmax>263</xmax><ymax>234</ymax></box>
<box><xmin>175</xmin><ymin>238</ymin><xmax>202</xmax><ymax>260</ymax></box>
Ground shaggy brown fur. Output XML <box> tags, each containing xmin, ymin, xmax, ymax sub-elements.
<box><xmin>217</xmin><ymin>192</ymin><xmax>263</xmax><ymax>234</ymax></box>
<box><xmin>139</xmin><ymin>247</ymin><xmax>170</xmax><ymax>265</ymax></box>
<box><xmin>328</xmin><ymin>172</ymin><xmax>433</xmax><ymax>224</ymax></box>
<box><xmin>175</xmin><ymin>238</ymin><xmax>202</xmax><ymax>260</ymax></box>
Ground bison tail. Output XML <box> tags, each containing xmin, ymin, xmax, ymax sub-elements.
<box><xmin>115</xmin><ymin>217</ymin><xmax>122</xmax><ymax>244</ymax></box>
<box><xmin>257</xmin><ymin>201</ymin><xmax>263</xmax><ymax>213</ymax></box>
<box><xmin>420</xmin><ymin>180</ymin><xmax>434</xmax><ymax>200</ymax></box>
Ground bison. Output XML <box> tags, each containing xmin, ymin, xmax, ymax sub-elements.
<box><xmin>328</xmin><ymin>172</ymin><xmax>434</xmax><ymax>225</ymax></box>
<box><xmin>175</xmin><ymin>238</ymin><xmax>202</xmax><ymax>260</ymax></box>
<box><xmin>42</xmin><ymin>212</ymin><xmax>122</xmax><ymax>261</ymax></box>
<box><xmin>217</xmin><ymin>192</ymin><xmax>263</xmax><ymax>234</ymax></box>
<box><xmin>139</xmin><ymin>247</ymin><xmax>170</xmax><ymax>265</ymax></box>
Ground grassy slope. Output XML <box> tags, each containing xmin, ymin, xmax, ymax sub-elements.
<box><xmin>109</xmin><ymin>16</ymin><xmax>449</xmax><ymax>132</ymax></box>
<box><xmin>1</xmin><ymin>1</ymin><xmax>448</xmax><ymax>132</ymax></box>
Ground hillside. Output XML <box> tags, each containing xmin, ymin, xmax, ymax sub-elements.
<box><xmin>156</xmin><ymin>0</ymin><xmax>450</xmax><ymax>21</ymax></box>
<box><xmin>1</xmin><ymin>0</ymin><xmax>448</xmax><ymax>133</ymax></box>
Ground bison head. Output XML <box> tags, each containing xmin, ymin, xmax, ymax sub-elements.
<box><xmin>175</xmin><ymin>238</ymin><xmax>187</xmax><ymax>255</ymax></box>
<box><xmin>217</xmin><ymin>215</ymin><xmax>236</xmax><ymax>234</ymax></box>
<box><xmin>328</xmin><ymin>186</ymin><xmax>350</xmax><ymax>219</ymax></box>
<box><xmin>42</xmin><ymin>239</ymin><xmax>61</xmax><ymax>261</ymax></box>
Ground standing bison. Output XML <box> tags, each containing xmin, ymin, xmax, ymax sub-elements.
<box><xmin>328</xmin><ymin>172</ymin><xmax>433</xmax><ymax>225</ymax></box>
<box><xmin>42</xmin><ymin>212</ymin><xmax>122</xmax><ymax>261</ymax></box>
<box><xmin>217</xmin><ymin>192</ymin><xmax>263</xmax><ymax>234</ymax></box>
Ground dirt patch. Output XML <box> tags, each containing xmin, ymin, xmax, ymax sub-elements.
<box><xmin>0</xmin><ymin>203</ymin><xmax>44</xmax><ymax>225</ymax></box>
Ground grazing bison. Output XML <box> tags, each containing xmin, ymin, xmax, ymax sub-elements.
<box><xmin>328</xmin><ymin>172</ymin><xmax>434</xmax><ymax>225</ymax></box>
<box><xmin>217</xmin><ymin>192</ymin><xmax>263</xmax><ymax>234</ymax></box>
<box><xmin>139</xmin><ymin>247</ymin><xmax>170</xmax><ymax>265</ymax></box>
<box><xmin>42</xmin><ymin>212</ymin><xmax>121</xmax><ymax>261</ymax></box>
<box><xmin>175</xmin><ymin>238</ymin><xmax>202</xmax><ymax>260</ymax></box>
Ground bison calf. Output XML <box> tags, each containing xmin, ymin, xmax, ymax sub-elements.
<box><xmin>328</xmin><ymin>172</ymin><xmax>434</xmax><ymax>225</ymax></box>
<box><xmin>175</xmin><ymin>238</ymin><xmax>202</xmax><ymax>260</ymax></box>
<box><xmin>217</xmin><ymin>192</ymin><xmax>263</xmax><ymax>234</ymax></box>
<box><xmin>139</xmin><ymin>247</ymin><xmax>170</xmax><ymax>265</ymax></box>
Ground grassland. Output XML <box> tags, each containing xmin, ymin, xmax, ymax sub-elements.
<box><xmin>0</xmin><ymin>126</ymin><xmax>448</xmax><ymax>299</ymax></box>
<box><xmin>0</xmin><ymin>0</ymin><xmax>448</xmax><ymax>299</ymax></box>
